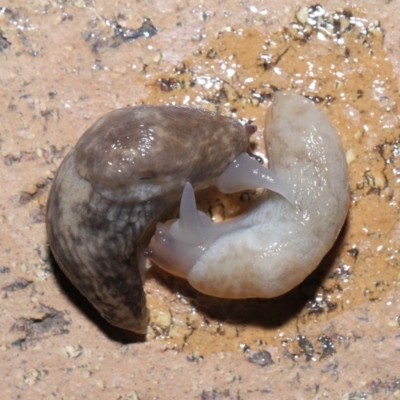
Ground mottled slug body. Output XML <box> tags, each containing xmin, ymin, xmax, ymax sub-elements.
<box><xmin>46</xmin><ymin>105</ymin><xmax>250</xmax><ymax>334</ymax></box>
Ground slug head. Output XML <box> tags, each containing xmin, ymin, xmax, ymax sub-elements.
<box><xmin>146</xmin><ymin>153</ymin><xmax>293</xmax><ymax>278</ymax></box>
<box><xmin>145</xmin><ymin>182</ymin><xmax>215</xmax><ymax>278</ymax></box>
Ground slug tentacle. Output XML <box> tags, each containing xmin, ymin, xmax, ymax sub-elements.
<box><xmin>216</xmin><ymin>152</ymin><xmax>295</xmax><ymax>203</ymax></box>
<box><xmin>46</xmin><ymin>105</ymin><xmax>250</xmax><ymax>334</ymax></box>
<box><xmin>147</xmin><ymin>92</ymin><xmax>350</xmax><ymax>299</ymax></box>
<box><xmin>178</xmin><ymin>182</ymin><xmax>213</xmax><ymax>244</ymax></box>
<box><xmin>145</xmin><ymin>183</ymin><xmax>215</xmax><ymax>279</ymax></box>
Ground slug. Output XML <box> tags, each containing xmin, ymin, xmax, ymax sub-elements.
<box><xmin>46</xmin><ymin>105</ymin><xmax>252</xmax><ymax>334</ymax></box>
<box><xmin>147</xmin><ymin>92</ymin><xmax>350</xmax><ymax>298</ymax></box>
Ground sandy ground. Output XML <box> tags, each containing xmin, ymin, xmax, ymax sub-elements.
<box><xmin>1</xmin><ymin>0</ymin><xmax>400</xmax><ymax>399</ymax></box>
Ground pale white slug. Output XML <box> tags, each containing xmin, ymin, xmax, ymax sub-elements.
<box><xmin>147</xmin><ymin>92</ymin><xmax>350</xmax><ymax>298</ymax></box>
<box><xmin>46</xmin><ymin>105</ymin><xmax>252</xmax><ymax>334</ymax></box>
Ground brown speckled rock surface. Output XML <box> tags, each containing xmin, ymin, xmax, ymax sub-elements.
<box><xmin>1</xmin><ymin>1</ymin><xmax>400</xmax><ymax>399</ymax></box>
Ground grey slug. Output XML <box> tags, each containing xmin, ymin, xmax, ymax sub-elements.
<box><xmin>46</xmin><ymin>105</ymin><xmax>251</xmax><ymax>334</ymax></box>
